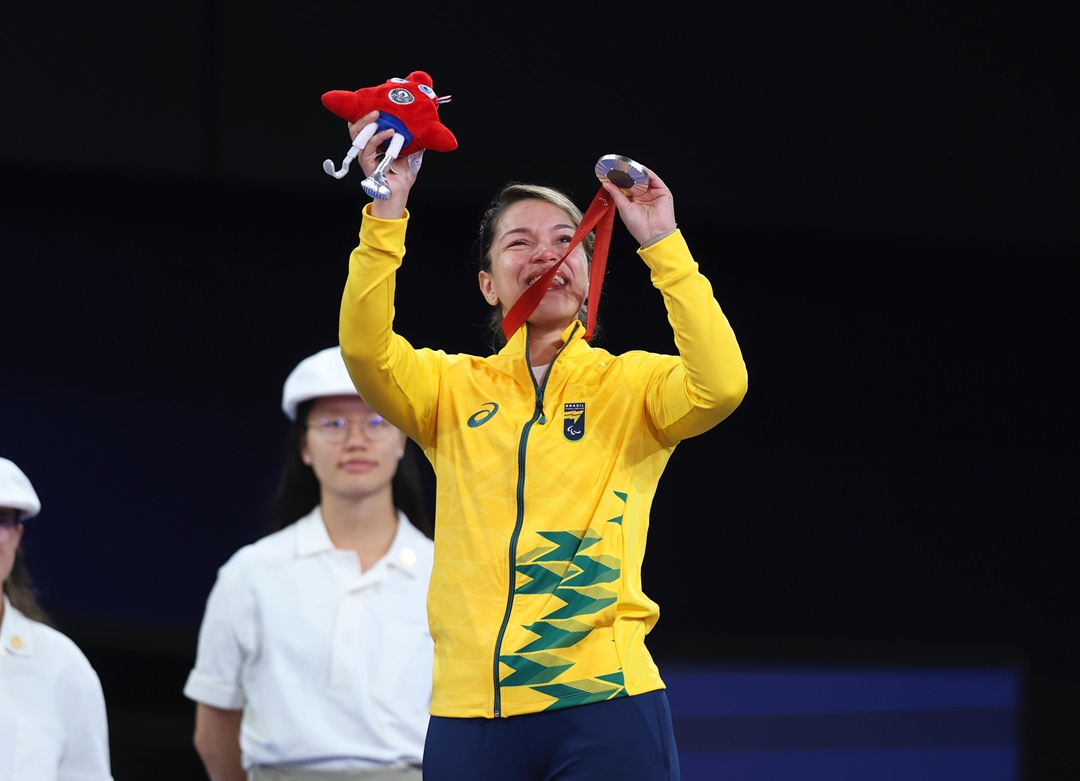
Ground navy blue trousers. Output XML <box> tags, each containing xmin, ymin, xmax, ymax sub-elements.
<box><xmin>423</xmin><ymin>690</ymin><xmax>680</xmax><ymax>781</ymax></box>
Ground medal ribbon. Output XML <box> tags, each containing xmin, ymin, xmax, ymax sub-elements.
<box><xmin>501</xmin><ymin>187</ymin><xmax>615</xmax><ymax>344</ymax></box>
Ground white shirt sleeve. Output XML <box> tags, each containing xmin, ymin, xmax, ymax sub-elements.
<box><xmin>56</xmin><ymin>656</ymin><xmax>113</xmax><ymax>781</ymax></box>
<box><xmin>183</xmin><ymin>557</ymin><xmax>256</xmax><ymax>710</ymax></box>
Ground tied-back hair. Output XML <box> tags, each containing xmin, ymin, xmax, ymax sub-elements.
<box><xmin>4</xmin><ymin>547</ymin><xmax>52</xmax><ymax>625</ymax></box>
<box><xmin>475</xmin><ymin>183</ymin><xmax>602</xmax><ymax>353</ymax></box>
<box><xmin>267</xmin><ymin>399</ymin><xmax>433</xmax><ymax>539</ymax></box>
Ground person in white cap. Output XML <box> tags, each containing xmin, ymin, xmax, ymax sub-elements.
<box><xmin>183</xmin><ymin>346</ymin><xmax>435</xmax><ymax>781</ymax></box>
<box><xmin>0</xmin><ymin>457</ymin><xmax>114</xmax><ymax>781</ymax></box>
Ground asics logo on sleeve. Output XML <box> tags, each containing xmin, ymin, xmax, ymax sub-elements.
<box><xmin>467</xmin><ymin>402</ymin><xmax>499</xmax><ymax>428</ymax></box>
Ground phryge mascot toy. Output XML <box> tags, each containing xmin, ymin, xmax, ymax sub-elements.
<box><xmin>321</xmin><ymin>70</ymin><xmax>457</xmax><ymax>199</ymax></box>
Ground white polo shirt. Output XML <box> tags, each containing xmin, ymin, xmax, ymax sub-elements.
<box><xmin>0</xmin><ymin>597</ymin><xmax>113</xmax><ymax>781</ymax></box>
<box><xmin>183</xmin><ymin>509</ymin><xmax>434</xmax><ymax>771</ymax></box>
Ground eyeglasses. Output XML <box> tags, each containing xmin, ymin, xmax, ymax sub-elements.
<box><xmin>306</xmin><ymin>414</ymin><xmax>397</xmax><ymax>443</ymax></box>
<box><xmin>0</xmin><ymin>511</ymin><xmax>22</xmax><ymax>543</ymax></box>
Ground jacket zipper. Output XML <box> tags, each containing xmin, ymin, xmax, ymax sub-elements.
<box><xmin>491</xmin><ymin>323</ymin><xmax>579</xmax><ymax>717</ymax></box>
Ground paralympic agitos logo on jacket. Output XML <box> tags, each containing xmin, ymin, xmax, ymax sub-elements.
<box><xmin>563</xmin><ymin>402</ymin><xmax>585</xmax><ymax>441</ymax></box>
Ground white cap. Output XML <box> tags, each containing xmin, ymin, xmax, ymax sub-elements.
<box><xmin>281</xmin><ymin>346</ymin><xmax>361</xmax><ymax>421</ymax></box>
<box><xmin>0</xmin><ymin>457</ymin><xmax>41</xmax><ymax>520</ymax></box>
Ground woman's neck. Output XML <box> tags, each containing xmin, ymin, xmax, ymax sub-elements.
<box><xmin>527</xmin><ymin>324</ymin><xmax>568</xmax><ymax>367</ymax></box>
<box><xmin>319</xmin><ymin>490</ymin><xmax>399</xmax><ymax>571</ymax></box>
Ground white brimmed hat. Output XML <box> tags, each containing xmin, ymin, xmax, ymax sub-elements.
<box><xmin>281</xmin><ymin>346</ymin><xmax>360</xmax><ymax>421</ymax></box>
<box><xmin>0</xmin><ymin>457</ymin><xmax>41</xmax><ymax>520</ymax></box>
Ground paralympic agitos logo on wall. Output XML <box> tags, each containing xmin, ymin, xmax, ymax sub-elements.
<box><xmin>563</xmin><ymin>402</ymin><xmax>585</xmax><ymax>441</ymax></box>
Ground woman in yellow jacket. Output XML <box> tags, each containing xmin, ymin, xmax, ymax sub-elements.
<box><xmin>338</xmin><ymin>111</ymin><xmax>748</xmax><ymax>781</ymax></box>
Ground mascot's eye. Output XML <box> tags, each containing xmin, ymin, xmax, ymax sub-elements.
<box><xmin>388</xmin><ymin>88</ymin><xmax>415</xmax><ymax>105</ymax></box>
<box><xmin>390</xmin><ymin>78</ymin><xmax>408</xmax><ymax>83</ymax></box>
<box><xmin>418</xmin><ymin>84</ymin><xmax>436</xmax><ymax>98</ymax></box>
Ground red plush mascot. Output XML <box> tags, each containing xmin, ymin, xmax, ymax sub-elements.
<box><xmin>321</xmin><ymin>70</ymin><xmax>457</xmax><ymax>199</ymax></box>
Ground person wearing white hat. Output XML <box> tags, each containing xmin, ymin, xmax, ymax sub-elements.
<box><xmin>0</xmin><ymin>457</ymin><xmax>114</xmax><ymax>781</ymax></box>
<box><xmin>184</xmin><ymin>346</ymin><xmax>435</xmax><ymax>781</ymax></box>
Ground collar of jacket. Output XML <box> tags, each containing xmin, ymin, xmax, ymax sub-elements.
<box><xmin>499</xmin><ymin>320</ymin><xmax>588</xmax><ymax>359</ymax></box>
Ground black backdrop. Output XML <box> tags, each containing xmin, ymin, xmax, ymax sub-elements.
<box><xmin>2</xmin><ymin>2</ymin><xmax>1076</xmax><ymax>778</ymax></box>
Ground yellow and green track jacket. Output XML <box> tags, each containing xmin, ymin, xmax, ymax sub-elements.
<box><xmin>340</xmin><ymin>206</ymin><xmax>747</xmax><ymax>719</ymax></box>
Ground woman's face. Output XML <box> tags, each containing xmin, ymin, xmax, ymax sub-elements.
<box><xmin>0</xmin><ymin>507</ymin><xmax>23</xmax><ymax>586</ymax></box>
<box><xmin>478</xmin><ymin>198</ymin><xmax>589</xmax><ymax>330</ymax></box>
<box><xmin>300</xmin><ymin>395</ymin><xmax>406</xmax><ymax>504</ymax></box>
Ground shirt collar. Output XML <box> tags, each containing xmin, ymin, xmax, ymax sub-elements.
<box><xmin>295</xmin><ymin>508</ymin><xmax>336</xmax><ymax>557</ymax></box>
<box><xmin>384</xmin><ymin>513</ymin><xmax>428</xmax><ymax>579</ymax></box>
<box><xmin>500</xmin><ymin>320</ymin><xmax>587</xmax><ymax>357</ymax></box>
<box><xmin>295</xmin><ymin>507</ymin><xmax>427</xmax><ymax>578</ymax></box>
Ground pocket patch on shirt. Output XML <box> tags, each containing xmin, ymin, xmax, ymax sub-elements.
<box><xmin>563</xmin><ymin>402</ymin><xmax>586</xmax><ymax>442</ymax></box>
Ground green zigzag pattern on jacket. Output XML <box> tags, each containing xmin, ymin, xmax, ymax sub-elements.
<box><xmin>500</xmin><ymin>492</ymin><xmax>627</xmax><ymax>697</ymax></box>
<box><xmin>536</xmin><ymin>671</ymin><xmax>627</xmax><ymax>711</ymax></box>
<box><xmin>608</xmin><ymin>491</ymin><xmax>627</xmax><ymax>524</ymax></box>
<box><xmin>499</xmin><ymin>658</ymin><xmax>627</xmax><ymax>710</ymax></box>
<box><xmin>514</xmin><ymin>618</ymin><xmax>594</xmax><ymax>652</ymax></box>
<box><xmin>500</xmin><ymin>652</ymin><xmax>575</xmax><ymax>686</ymax></box>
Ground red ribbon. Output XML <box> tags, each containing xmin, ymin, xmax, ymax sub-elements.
<box><xmin>500</xmin><ymin>187</ymin><xmax>615</xmax><ymax>344</ymax></box>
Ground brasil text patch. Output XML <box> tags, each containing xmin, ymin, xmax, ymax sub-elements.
<box><xmin>563</xmin><ymin>402</ymin><xmax>585</xmax><ymax>441</ymax></box>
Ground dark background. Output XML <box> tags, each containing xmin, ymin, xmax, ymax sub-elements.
<box><xmin>1</xmin><ymin>1</ymin><xmax>1076</xmax><ymax>778</ymax></box>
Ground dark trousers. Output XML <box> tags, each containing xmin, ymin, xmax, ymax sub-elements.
<box><xmin>423</xmin><ymin>689</ymin><xmax>680</xmax><ymax>781</ymax></box>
